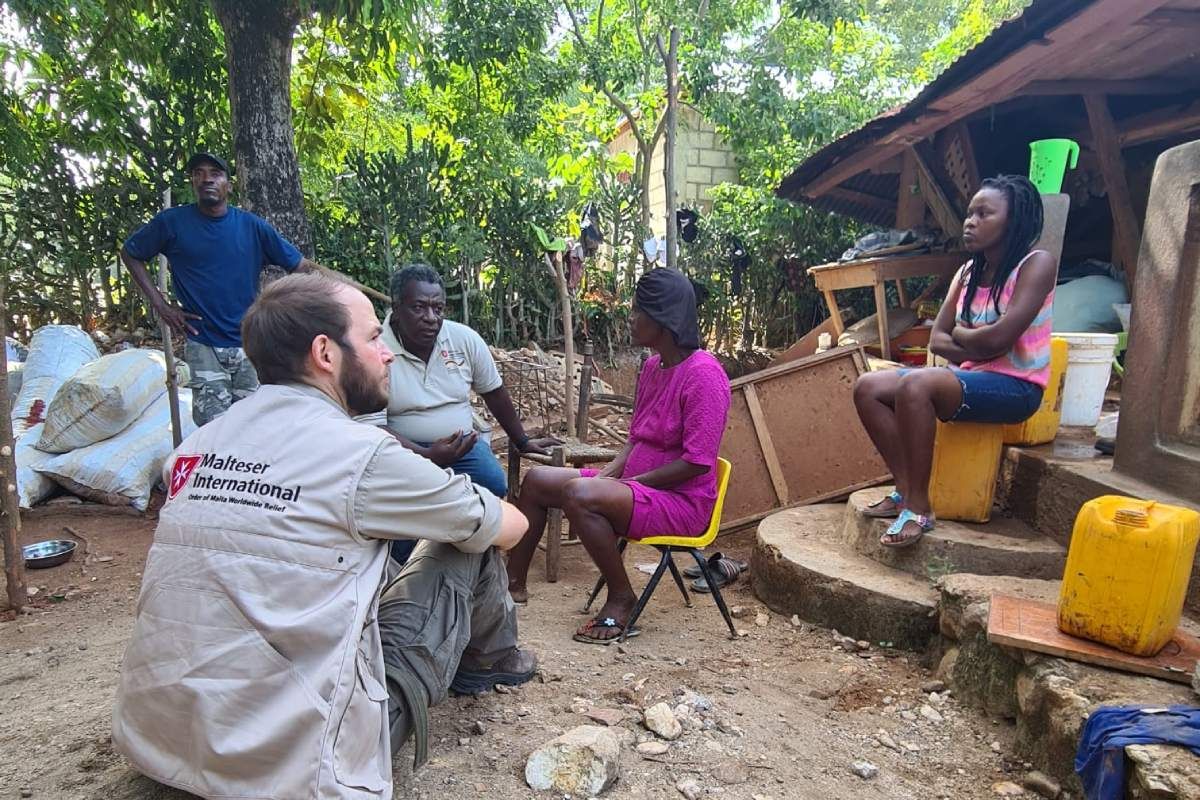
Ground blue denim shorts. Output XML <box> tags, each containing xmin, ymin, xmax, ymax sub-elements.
<box><xmin>947</xmin><ymin>369</ymin><xmax>1043</xmax><ymax>423</ymax></box>
<box><xmin>896</xmin><ymin>368</ymin><xmax>1043</xmax><ymax>424</ymax></box>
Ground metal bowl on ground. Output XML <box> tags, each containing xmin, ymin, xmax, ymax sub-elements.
<box><xmin>22</xmin><ymin>539</ymin><xmax>77</xmax><ymax>569</ymax></box>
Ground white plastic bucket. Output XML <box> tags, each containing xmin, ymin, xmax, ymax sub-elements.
<box><xmin>1059</xmin><ymin>332</ymin><xmax>1118</xmax><ymax>427</ymax></box>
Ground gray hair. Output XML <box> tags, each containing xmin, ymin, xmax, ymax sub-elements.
<box><xmin>389</xmin><ymin>263</ymin><xmax>443</xmax><ymax>306</ymax></box>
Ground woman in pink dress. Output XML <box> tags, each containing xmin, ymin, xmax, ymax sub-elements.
<box><xmin>506</xmin><ymin>268</ymin><xmax>731</xmax><ymax>644</ymax></box>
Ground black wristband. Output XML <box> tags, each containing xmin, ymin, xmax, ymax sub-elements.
<box><xmin>514</xmin><ymin>434</ymin><xmax>530</xmax><ymax>451</ymax></box>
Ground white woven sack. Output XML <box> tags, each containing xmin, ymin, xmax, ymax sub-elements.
<box><xmin>11</xmin><ymin>325</ymin><xmax>99</xmax><ymax>439</ymax></box>
<box><xmin>7</xmin><ymin>361</ymin><xmax>24</xmax><ymax>403</ymax></box>
<box><xmin>15</xmin><ymin>424</ymin><xmax>55</xmax><ymax>508</ymax></box>
<box><xmin>38</xmin><ymin>348</ymin><xmax>167</xmax><ymax>453</ymax></box>
<box><xmin>36</xmin><ymin>389</ymin><xmax>195</xmax><ymax>511</ymax></box>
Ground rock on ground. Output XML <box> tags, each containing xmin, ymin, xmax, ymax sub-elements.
<box><xmin>643</xmin><ymin>702</ymin><xmax>683</xmax><ymax>740</ymax></box>
<box><xmin>1021</xmin><ymin>770</ymin><xmax>1060</xmax><ymax>798</ymax></box>
<box><xmin>992</xmin><ymin>780</ymin><xmax>1025</xmax><ymax>796</ymax></box>
<box><xmin>636</xmin><ymin>741</ymin><xmax>670</xmax><ymax>756</ymax></box>
<box><xmin>676</xmin><ymin>777</ymin><xmax>704</xmax><ymax>800</ymax></box>
<box><xmin>525</xmin><ymin>725</ymin><xmax>621</xmax><ymax>795</ymax></box>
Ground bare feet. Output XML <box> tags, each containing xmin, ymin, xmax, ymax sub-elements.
<box><xmin>509</xmin><ymin>584</ymin><xmax>529</xmax><ymax>605</ymax></box>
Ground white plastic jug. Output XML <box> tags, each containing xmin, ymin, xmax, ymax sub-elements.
<box><xmin>1058</xmin><ymin>332</ymin><xmax>1117</xmax><ymax>427</ymax></box>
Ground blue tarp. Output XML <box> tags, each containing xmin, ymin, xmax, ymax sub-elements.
<box><xmin>1076</xmin><ymin>705</ymin><xmax>1200</xmax><ymax>800</ymax></box>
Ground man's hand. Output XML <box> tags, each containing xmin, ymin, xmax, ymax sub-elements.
<box><xmin>153</xmin><ymin>298</ymin><xmax>201</xmax><ymax>336</ymax></box>
<box><xmin>519</xmin><ymin>435</ymin><xmax>562</xmax><ymax>456</ymax></box>
<box><xmin>427</xmin><ymin>431</ymin><xmax>477</xmax><ymax>467</ymax></box>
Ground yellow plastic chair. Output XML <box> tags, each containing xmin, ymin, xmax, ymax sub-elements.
<box><xmin>583</xmin><ymin>458</ymin><xmax>736</xmax><ymax>642</ymax></box>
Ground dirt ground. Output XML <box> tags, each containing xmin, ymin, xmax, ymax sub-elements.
<box><xmin>1</xmin><ymin>501</ymin><xmax>1036</xmax><ymax>800</ymax></box>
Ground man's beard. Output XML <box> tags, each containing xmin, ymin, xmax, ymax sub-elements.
<box><xmin>339</xmin><ymin>348</ymin><xmax>389</xmax><ymax>416</ymax></box>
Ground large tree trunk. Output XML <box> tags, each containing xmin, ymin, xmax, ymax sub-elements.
<box><xmin>210</xmin><ymin>0</ymin><xmax>313</xmax><ymax>255</ymax></box>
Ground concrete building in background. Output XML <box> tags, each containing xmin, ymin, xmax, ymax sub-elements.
<box><xmin>607</xmin><ymin>105</ymin><xmax>739</xmax><ymax>240</ymax></box>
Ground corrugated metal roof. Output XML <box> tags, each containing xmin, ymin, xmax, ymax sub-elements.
<box><xmin>776</xmin><ymin>0</ymin><xmax>1095</xmax><ymax>210</ymax></box>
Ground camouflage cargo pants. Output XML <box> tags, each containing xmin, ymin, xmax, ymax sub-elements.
<box><xmin>184</xmin><ymin>341</ymin><xmax>259</xmax><ymax>427</ymax></box>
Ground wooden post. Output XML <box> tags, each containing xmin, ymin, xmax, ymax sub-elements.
<box><xmin>506</xmin><ymin>441</ymin><xmax>521</xmax><ymax>503</ymax></box>
<box><xmin>0</xmin><ymin>277</ymin><xmax>28</xmax><ymax>611</ymax></box>
<box><xmin>657</xmin><ymin>27</ymin><xmax>681</xmax><ymax>270</ymax></box>
<box><xmin>1084</xmin><ymin>94</ymin><xmax>1141</xmax><ymax>291</ymax></box>
<box><xmin>544</xmin><ymin>253</ymin><xmax>575</xmax><ymax>435</ymax></box>
<box><xmin>873</xmin><ymin>281</ymin><xmax>891</xmax><ymax>361</ymax></box>
<box><xmin>545</xmin><ymin>446</ymin><xmax>566</xmax><ymax>583</ymax></box>
<box><xmin>157</xmin><ymin>189</ymin><xmax>183</xmax><ymax>448</ymax></box>
<box><xmin>910</xmin><ymin>145</ymin><xmax>963</xmax><ymax>238</ymax></box>
<box><xmin>895</xmin><ymin>150</ymin><xmax>924</xmax><ymax>230</ymax></box>
<box><xmin>576</xmin><ymin>340</ymin><xmax>594</xmax><ymax>441</ymax></box>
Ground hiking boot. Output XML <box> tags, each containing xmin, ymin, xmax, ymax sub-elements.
<box><xmin>450</xmin><ymin>648</ymin><xmax>538</xmax><ymax>696</ymax></box>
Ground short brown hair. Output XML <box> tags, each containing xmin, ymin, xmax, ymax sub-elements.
<box><xmin>242</xmin><ymin>273</ymin><xmax>351</xmax><ymax>384</ymax></box>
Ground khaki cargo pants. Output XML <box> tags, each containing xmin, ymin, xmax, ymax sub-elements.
<box><xmin>378</xmin><ymin>540</ymin><xmax>518</xmax><ymax>768</ymax></box>
<box><xmin>184</xmin><ymin>341</ymin><xmax>260</xmax><ymax>427</ymax></box>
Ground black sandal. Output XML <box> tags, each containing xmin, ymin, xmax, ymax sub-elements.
<box><xmin>683</xmin><ymin>552</ymin><xmax>747</xmax><ymax>579</ymax></box>
<box><xmin>690</xmin><ymin>556</ymin><xmax>746</xmax><ymax>593</ymax></box>
<box><xmin>573</xmin><ymin>616</ymin><xmax>641</xmax><ymax>645</ymax></box>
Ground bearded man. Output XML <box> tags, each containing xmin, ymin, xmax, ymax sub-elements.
<box><xmin>112</xmin><ymin>273</ymin><xmax>537</xmax><ymax>800</ymax></box>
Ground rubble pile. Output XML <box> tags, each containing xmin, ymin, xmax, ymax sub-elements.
<box><xmin>481</xmin><ymin>346</ymin><xmax>632</xmax><ymax>448</ymax></box>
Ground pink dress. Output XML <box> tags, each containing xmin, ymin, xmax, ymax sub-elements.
<box><xmin>581</xmin><ymin>351</ymin><xmax>731</xmax><ymax>539</ymax></box>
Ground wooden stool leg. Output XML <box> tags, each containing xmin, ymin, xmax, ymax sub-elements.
<box><xmin>546</xmin><ymin>446</ymin><xmax>565</xmax><ymax>583</ymax></box>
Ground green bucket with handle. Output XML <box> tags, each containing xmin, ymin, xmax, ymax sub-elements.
<box><xmin>1028</xmin><ymin>138</ymin><xmax>1080</xmax><ymax>194</ymax></box>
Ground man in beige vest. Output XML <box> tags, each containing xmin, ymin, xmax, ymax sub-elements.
<box><xmin>112</xmin><ymin>273</ymin><xmax>536</xmax><ymax>799</ymax></box>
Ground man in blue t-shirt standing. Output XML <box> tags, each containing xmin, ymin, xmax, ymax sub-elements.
<box><xmin>121</xmin><ymin>152</ymin><xmax>319</xmax><ymax>426</ymax></box>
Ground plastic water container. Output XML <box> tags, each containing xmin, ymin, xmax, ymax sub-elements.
<box><xmin>1058</xmin><ymin>332</ymin><xmax>1117</xmax><ymax>427</ymax></box>
<box><xmin>1003</xmin><ymin>337</ymin><xmax>1068</xmax><ymax>446</ymax></box>
<box><xmin>1029</xmin><ymin>139</ymin><xmax>1080</xmax><ymax>193</ymax></box>
<box><xmin>1058</xmin><ymin>496</ymin><xmax>1200</xmax><ymax>656</ymax></box>
<box><xmin>929</xmin><ymin>421</ymin><xmax>1005</xmax><ymax>523</ymax></box>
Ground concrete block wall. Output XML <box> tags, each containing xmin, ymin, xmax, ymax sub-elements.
<box><xmin>607</xmin><ymin>105</ymin><xmax>739</xmax><ymax>239</ymax></box>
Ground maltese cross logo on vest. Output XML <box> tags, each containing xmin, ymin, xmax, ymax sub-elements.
<box><xmin>168</xmin><ymin>454</ymin><xmax>203</xmax><ymax>500</ymax></box>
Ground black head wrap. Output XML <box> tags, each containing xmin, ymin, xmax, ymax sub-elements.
<box><xmin>634</xmin><ymin>268</ymin><xmax>701</xmax><ymax>349</ymax></box>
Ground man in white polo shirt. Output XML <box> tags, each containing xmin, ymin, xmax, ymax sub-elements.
<box><xmin>364</xmin><ymin>263</ymin><xmax>557</xmax><ymax>564</ymax></box>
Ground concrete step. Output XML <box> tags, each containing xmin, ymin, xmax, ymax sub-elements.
<box><xmin>845</xmin><ymin>487</ymin><xmax>1067</xmax><ymax>581</ymax></box>
<box><xmin>936</xmin><ymin>573</ymin><xmax>1199</xmax><ymax>798</ymax></box>
<box><xmin>996</xmin><ymin>442</ymin><xmax>1200</xmax><ymax>612</ymax></box>
<box><xmin>751</xmin><ymin>504</ymin><xmax>938</xmax><ymax>650</ymax></box>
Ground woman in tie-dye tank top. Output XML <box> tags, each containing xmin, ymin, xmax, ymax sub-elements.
<box><xmin>853</xmin><ymin>175</ymin><xmax>1056</xmax><ymax>547</ymax></box>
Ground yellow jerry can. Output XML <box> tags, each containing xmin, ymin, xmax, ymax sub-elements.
<box><xmin>929</xmin><ymin>421</ymin><xmax>1004</xmax><ymax>523</ymax></box>
<box><xmin>1002</xmin><ymin>337</ymin><xmax>1068</xmax><ymax>446</ymax></box>
<box><xmin>1058</xmin><ymin>496</ymin><xmax>1200</xmax><ymax>656</ymax></box>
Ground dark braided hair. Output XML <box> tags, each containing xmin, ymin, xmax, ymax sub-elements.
<box><xmin>960</xmin><ymin>174</ymin><xmax>1044</xmax><ymax>324</ymax></box>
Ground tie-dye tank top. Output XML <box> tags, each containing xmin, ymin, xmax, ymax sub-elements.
<box><xmin>955</xmin><ymin>250</ymin><xmax>1054</xmax><ymax>388</ymax></box>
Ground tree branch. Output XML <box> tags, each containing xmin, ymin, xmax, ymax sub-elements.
<box><xmin>564</xmin><ymin>0</ymin><xmax>650</xmax><ymax>156</ymax></box>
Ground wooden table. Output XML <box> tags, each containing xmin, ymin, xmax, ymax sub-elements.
<box><xmin>807</xmin><ymin>251</ymin><xmax>966</xmax><ymax>359</ymax></box>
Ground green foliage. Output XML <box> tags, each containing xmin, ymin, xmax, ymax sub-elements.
<box><xmin>0</xmin><ymin>0</ymin><xmax>1029</xmax><ymax>357</ymax></box>
<box><xmin>1</xmin><ymin>0</ymin><xmax>229</xmax><ymax>331</ymax></box>
<box><xmin>680</xmin><ymin>184</ymin><xmax>857</xmax><ymax>350</ymax></box>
